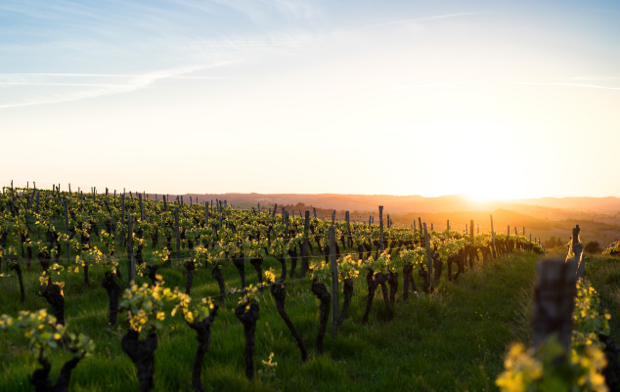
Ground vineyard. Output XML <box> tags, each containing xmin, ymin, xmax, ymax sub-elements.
<box><xmin>0</xmin><ymin>185</ymin><xmax>559</xmax><ymax>392</ymax></box>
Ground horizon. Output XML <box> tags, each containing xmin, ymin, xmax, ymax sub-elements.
<box><xmin>4</xmin><ymin>180</ymin><xmax>620</xmax><ymax>201</ymax></box>
<box><xmin>2</xmin><ymin>0</ymin><xmax>620</xmax><ymax>199</ymax></box>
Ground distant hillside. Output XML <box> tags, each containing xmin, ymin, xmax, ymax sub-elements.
<box><xmin>148</xmin><ymin>192</ymin><xmax>620</xmax><ymax>244</ymax></box>
<box><xmin>177</xmin><ymin>193</ymin><xmax>620</xmax><ymax>216</ymax></box>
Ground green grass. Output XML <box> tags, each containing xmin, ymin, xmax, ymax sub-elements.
<box><xmin>0</xmin><ymin>251</ymin><xmax>540</xmax><ymax>392</ymax></box>
<box><xmin>583</xmin><ymin>254</ymin><xmax>620</xmax><ymax>339</ymax></box>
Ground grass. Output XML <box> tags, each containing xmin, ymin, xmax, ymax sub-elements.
<box><xmin>0</xmin><ymin>250</ymin><xmax>541</xmax><ymax>392</ymax></box>
<box><xmin>583</xmin><ymin>254</ymin><xmax>620</xmax><ymax>340</ymax></box>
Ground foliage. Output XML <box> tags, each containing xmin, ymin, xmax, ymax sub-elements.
<box><xmin>309</xmin><ymin>261</ymin><xmax>332</xmax><ymax>284</ymax></box>
<box><xmin>400</xmin><ymin>247</ymin><xmax>427</xmax><ymax>267</ymax></box>
<box><xmin>0</xmin><ymin>309</ymin><xmax>95</xmax><ymax>359</ymax></box>
<box><xmin>338</xmin><ymin>255</ymin><xmax>361</xmax><ymax>282</ymax></box>
<box><xmin>602</xmin><ymin>241</ymin><xmax>620</xmax><ymax>256</ymax></box>
<box><xmin>171</xmin><ymin>290</ymin><xmax>216</xmax><ymax>325</ymax></box>
<box><xmin>120</xmin><ymin>280</ymin><xmax>179</xmax><ymax>335</ymax></box>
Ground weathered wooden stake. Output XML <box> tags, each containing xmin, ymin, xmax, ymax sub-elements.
<box><xmin>379</xmin><ymin>206</ymin><xmax>384</xmax><ymax>252</ymax></box>
<box><xmin>572</xmin><ymin>225</ymin><xmax>584</xmax><ymax>278</ymax></box>
<box><xmin>423</xmin><ymin>223</ymin><xmax>433</xmax><ymax>292</ymax></box>
<box><xmin>175</xmin><ymin>208</ymin><xmax>181</xmax><ymax>264</ymax></box>
<box><xmin>301</xmin><ymin>210</ymin><xmax>310</xmax><ymax>277</ymax></box>
<box><xmin>345</xmin><ymin>211</ymin><xmax>351</xmax><ymax>248</ymax></box>
<box><xmin>490</xmin><ymin>214</ymin><xmax>496</xmax><ymax>255</ymax></box>
<box><xmin>329</xmin><ymin>226</ymin><xmax>339</xmax><ymax>338</ymax></box>
<box><xmin>470</xmin><ymin>220</ymin><xmax>474</xmax><ymax>239</ymax></box>
<box><xmin>532</xmin><ymin>258</ymin><xmax>577</xmax><ymax>350</ymax></box>
<box><xmin>64</xmin><ymin>199</ymin><xmax>70</xmax><ymax>263</ymax></box>
<box><xmin>121</xmin><ymin>194</ymin><xmax>126</xmax><ymax>223</ymax></box>
<box><xmin>127</xmin><ymin>215</ymin><xmax>136</xmax><ymax>285</ymax></box>
<box><xmin>139</xmin><ymin>193</ymin><xmax>145</xmax><ymax>223</ymax></box>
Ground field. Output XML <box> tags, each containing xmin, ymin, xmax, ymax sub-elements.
<box><xmin>1</xmin><ymin>249</ymin><xmax>539</xmax><ymax>392</ymax></box>
<box><xmin>2</xmin><ymin>187</ymin><xmax>616</xmax><ymax>392</ymax></box>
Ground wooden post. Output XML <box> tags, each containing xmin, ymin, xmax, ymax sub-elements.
<box><xmin>418</xmin><ymin>217</ymin><xmax>423</xmax><ymax>236</ymax></box>
<box><xmin>175</xmin><ymin>208</ymin><xmax>181</xmax><ymax>265</ymax></box>
<box><xmin>430</xmin><ymin>223</ymin><xmax>433</xmax><ymax>231</ymax></box>
<box><xmin>284</xmin><ymin>211</ymin><xmax>290</xmax><ymax>244</ymax></box>
<box><xmin>139</xmin><ymin>193</ymin><xmax>145</xmax><ymax>223</ymax></box>
<box><xmin>331</xmin><ymin>210</ymin><xmax>335</xmax><ymax>224</ymax></box>
<box><xmin>329</xmin><ymin>226</ymin><xmax>339</xmax><ymax>338</ymax></box>
<box><xmin>301</xmin><ymin>210</ymin><xmax>310</xmax><ymax>277</ymax></box>
<box><xmin>572</xmin><ymin>225</ymin><xmax>584</xmax><ymax>278</ymax></box>
<box><xmin>345</xmin><ymin>211</ymin><xmax>351</xmax><ymax>248</ymax></box>
<box><xmin>490</xmin><ymin>214</ymin><xmax>496</xmax><ymax>258</ymax></box>
<box><xmin>379</xmin><ymin>206</ymin><xmax>384</xmax><ymax>252</ymax></box>
<box><xmin>63</xmin><ymin>199</ymin><xmax>70</xmax><ymax>263</ymax></box>
<box><xmin>447</xmin><ymin>220</ymin><xmax>450</xmax><ymax>232</ymax></box>
<box><xmin>204</xmin><ymin>201</ymin><xmax>209</xmax><ymax>227</ymax></box>
<box><xmin>470</xmin><ymin>220</ymin><xmax>474</xmax><ymax>239</ymax></box>
<box><xmin>532</xmin><ymin>258</ymin><xmax>577</xmax><ymax>349</ymax></box>
<box><xmin>127</xmin><ymin>215</ymin><xmax>136</xmax><ymax>285</ymax></box>
<box><xmin>423</xmin><ymin>223</ymin><xmax>433</xmax><ymax>292</ymax></box>
<box><xmin>414</xmin><ymin>220</ymin><xmax>417</xmax><ymax>232</ymax></box>
<box><xmin>121</xmin><ymin>194</ymin><xmax>126</xmax><ymax>223</ymax></box>
<box><xmin>218</xmin><ymin>205</ymin><xmax>222</xmax><ymax>232</ymax></box>
<box><xmin>507</xmin><ymin>225</ymin><xmax>511</xmax><ymax>252</ymax></box>
<box><xmin>523</xmin><ymin>227</ymin><xmax>525</xmax><ymax>236</ymax></box>
<box><xmin>313</xmin><ymin>208</ymin><xmax>317</xmax><ymax>218</ymax></box>
<box><xmin>272</xmin><ymin>203</ymin><xmax>277</xmax><ymax>218</ymax></box>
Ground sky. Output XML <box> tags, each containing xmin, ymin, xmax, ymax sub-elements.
<box><xmin>2</xmin><ymin>0</ymin><xmax>620</xmax><ymax>199</ymax></box>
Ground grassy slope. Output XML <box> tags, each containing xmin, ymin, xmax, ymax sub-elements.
<box><xmin>584</xmin><ymin>254</ymin><xmax>620</xmax><ymax>342</ymax></box>
<box><xmin>0</xmin><ymin>251</ymin><xmax>539</xmax><ymax>392</ymax></box>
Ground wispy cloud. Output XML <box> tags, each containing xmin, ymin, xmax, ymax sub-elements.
<box><xmin>514</xmin><ymin>82</ymin><xmax>620</xmax><ymax>91</ymax></box>
<box><xmin>374</xmin><ymin>12</ymin><xmax>482</xmax><ymax>28</ymax></box>
<box><xmin>392</xmin><ymin>81</ymin><xmax>478</xmax><ymax>90</ymax></box>
<box><xmin>0</xmin><ymin>64</ymin><xmax>231</xmax><ymax>109</ymax></box>
<box><xmin>213</xmin><ymin>0</ymin><xmax>319</xmax><ymax>24</ymax></box>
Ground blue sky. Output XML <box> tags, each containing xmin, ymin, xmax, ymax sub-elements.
<box><xmin>2</xmin><ymin>1</ymin><xmax>620</xmax><ymax>198</ymax></box>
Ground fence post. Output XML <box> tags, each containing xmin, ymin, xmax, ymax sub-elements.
<box><xmin>532</xmin><ymin>257</ymin><xmax>577</xmax><ymax>349</ymax></box>
<box><xmin>284</xmin><ymin>211</ymin><xmax>290</xmax><ymax>244</ymax></box>
<box><xmin>139</xmin><ymin>193</ymin><xmax>145</xmax><ymax>223</ymax></box>
<box><xmin>127</xmin><ymin>215</ymin><xmax>136</xmax><ymax>285</ymax></box>
<box><xmin>423</xmin><ymin>223</ymin><xmax>433</xmax><ymax>292</ymax></box>
<box><xmin>175</xmin><ymin>208</ymin><xmax>181</xmax><ymax>265</ymax></box>
<box><xmin>301</xmin><ymin>210</ymin><xmax>310</xmax><ymax>277</ymax></box>
<box><xmin>63</xmin><ymin>199</ymin><xmax>70</xmax><ymax>263</ymax></box>
<box><xmin>379</xmin><ymin>206</ymin><xmax>384</xmax><ymax>252</ymax></box>
<box><xmin>329</xmin><ymin>226</ymin><xmax>339</xmax><ymax>338</ymax></box>
<box><xmin>470</xmin><ymin>220</ymin><xmax>474</xmax><ymax>239</ymax></box>
<box><xmin>490</xmin><ymin>214</ymin><xmax>496</xmax><ymax>258</ymax></box>
<box><xmin>572</xmin><ymin>225</ymin><xmax>584</xmax><ymax>278</ymax></box>
<box><xmin>204</xmin><ymin>201</ymin><xmax>209</xmax><ymax>227</ymax></box>
<box><xmin>447</xmin><ymin>220</ymin><xmax>449</xmax><ymax>232</ymax></box>
<box><xmin>507</xmin><ymin>225</ymin><xmax>511</xmax><ymax>252</ymax></box>
<box><xmin>121</xmin><ymin>194</ymin><xmax>126</xmax><ymax>223</ymax></box>
<box><xmin>346</xmin><ymin>211</ymin><xmax>351</xmax><ymax>248</ymax></box>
